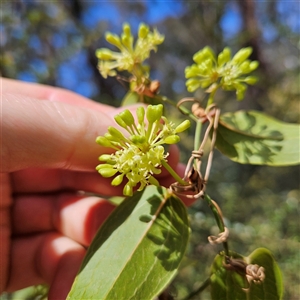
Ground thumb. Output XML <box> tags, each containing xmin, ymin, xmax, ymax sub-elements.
<box><xmin>1</xmin><ymin>92</ymin><xmax>141</xmax><ymax>172</ymax></box>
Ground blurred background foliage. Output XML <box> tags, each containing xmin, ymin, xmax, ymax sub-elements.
<box><xmin>1</xmin><ymin>0</ymin><xmax>299</xmax><ymax>299</ymax></box>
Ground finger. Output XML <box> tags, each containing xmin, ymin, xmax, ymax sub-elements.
<box><xmin>11</xmin><ymin>168</ymin><xmax>122</xmax><ymax>195</ymax></box>
<box><xmin>2</xmin><ymin>92</ymin><xmax>142</xmax><ymax>172</ymax></box>
<box><xmin>12</xmin><ymin>194</ymin><xmax>115</xmax><ymax>246</ymax></box>
<box><xmin>0</xmin><ymin>174</ymin><xmax>12</xmax><ymax>292</ymax></box>
<box><xmin>2</xmin><ymin>78</ymin><xmax>115</xmax><ymax>113</ymax></box>
<box><xmin>6</xmin><ymin>232</ymin><xmax>85</xmax><ymax>300</ymax></box>
<box><xmin>11</xmin><ymin>144</ymin><xmax>180</xmax><ymax>194</ymax></box>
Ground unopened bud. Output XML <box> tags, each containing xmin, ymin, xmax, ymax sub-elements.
<box><xmin>146</xmin><ymin>104</ymin><xmax>163</xmax><ymax>123</ymax></box>
<box><xmin>105</xmin><ymin>33</ymin><xmax>122</xmax><ymax>49</ymax></box>
<box><xmin>98</xmin><ymin>154</ymin><xmax>112</xmax><ymax>162</ymax></box>
<box><xmin>98</xmin><ymin>167</ymin><xmax>118</xmax><ymax>178</ymax></box>
<box><xmin>131</xmin><ymin>135</ymin><xmax>146</xmax><ymax>144</ymax></box>
<box><xmin>232</xmin><ymin>47</ymin><xmax>252</xmax><ymax>63</ymax></box>
<box><xmin>96</xmin><ymin>136</ymin><xmax>113</xmax><ymax>147</ymax></box>
<box><xmin>218</xmin><ymin>47</ymin><xmax>231</xmax><ymax>66</ymax></box>
<box><xmin>249</xmin><ymin>61</ymin><xmax>259</xmax><ymax>71</ymax></box>
<box><xmin>114</xmin><ymin>115</ymin><xmax>128</xmax><ymax>129</ymax></box>
<box><xmin>244</xmin><ymin>76</ymin><xmax>258</xmax><ymax>85</ymax></box>
<box><xmin>123</xmin><ymin>23</ymin><xmax>131</xmax><ymax>37</ymax></box>
<box><xmin>95</xmin><ymin>48</ymin><xmax>114</xmax><ymax>60</ymax></box>
<box><xmin>175</xmin><ymin>120</ymin><xmax>191</xmax><ymax>133</ymax></box>
<box><xmin>138</xmin><ymin>23</ymin><xmax>149</xmax><ymax>39</ymax></box>
<box><xmin>111</xmin><ymin>174</ymin><xmax>124</xmax><ymax>186</ymax></box>
<box><xmin>123</xmin><ymin>183</ymin><xmax>133</xmax><ymax>196</ymax></box>
<box><xmin>136</xmin><ymin>106</ymin><xmax>145</xmax><ymax>125</ymax></box>
<box><xmin>108</xmin><ymin>126</ymin><xmax>126</xmax><ymax>140</ymax></box>
<box><xmin>119</xmin><ymin>109</ymin><xmax>135</xmax><ymax>126</ymax></box>
<box><xmin>163</xmin><ymin>135</ymin><xmax>180</xmax><ymax>144</ymax></box>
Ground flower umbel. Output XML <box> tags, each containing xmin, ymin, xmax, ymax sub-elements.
<box><xmin>96</xmin><ymin>105</ymin><xmax>190</xmax><ymax>196</ymax></box>
<box><xmin>185</xmin><ymin>46</ymin><xmax>259</xmax><ymax>100</ymax></box>
<box><xmin>96</xmin><ymin>23</ymin><xmax>164</xmax><ymax>79</ymax></box>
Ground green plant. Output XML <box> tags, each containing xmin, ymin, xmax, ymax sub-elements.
<box><xmin>67</xmin><ymin>23</ymin><xmax>299</xmax><ymax>300</ymax></box>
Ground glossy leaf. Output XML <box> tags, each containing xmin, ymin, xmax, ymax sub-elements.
<box><xmin>216</xmin><ymin>110</ymin><xmax>300</xmax><ymax>166</ymax></box>
<box><xmin>67</xmin><ymin>186</ymin><xmax>190</xmax><ymax>300</ymax></box>
<box><xmin>210</xmin><ymin>248</ymin><xmax>283</xmax><ymax>300</ymax></box>
<box><xmin>247</xmin><ymin>248</ymin><xmax>283</xmax><ymax>300</ymax></box>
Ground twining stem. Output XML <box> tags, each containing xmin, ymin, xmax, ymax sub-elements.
<box><xmin>161</xmin><ymin>160</ymin><xmax>188</xmax><ymax>186</ymax></box>
<box><xmin>203</xmin><ymin>193</ymin><xmax>229</xmax><ymax>256</ymax></box>
<box><xmin>194</xmin><ymin>120</ymin><xmax>202</xmax><ymax>152</ymax></box>
<box><xmin>157</xmin><ymin>95</ymin><xmax>199</xmax><ymax>122</ymax></box>
<box><xmin>181</xmin><ymin>278</ymin><xmax>211</xmax><ymax>300</ymax></box>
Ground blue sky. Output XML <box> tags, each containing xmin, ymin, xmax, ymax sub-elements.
<box><xmin>15</xmin><ymin>1</ymin><xmax>299</xmax><ymax>98</ymax></box>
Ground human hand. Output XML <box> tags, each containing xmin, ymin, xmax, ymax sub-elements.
<box><xmin>1</xmin><ymin>78</ymin><xmax>187</xmax><ymax>299</ymax></box>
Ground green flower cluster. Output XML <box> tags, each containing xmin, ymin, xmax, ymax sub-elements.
<box><xmin>96</xmin><ymin>105</ymin><xmax>190</xmax><ymax>196</ymax></box>
<box><xmin>96</xmin><ymin>23</ymin><xmax>164</xmax><ymax>78</ymax></box>
<box><xmin>185</xmin><ymin>47</ymin><xmax>259</xmax><ymax>100</ymax></box>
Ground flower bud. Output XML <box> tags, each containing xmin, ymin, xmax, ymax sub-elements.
<box><xmin>108</xmin><ymin>126</ymin><xmax>126</xmax><ymax>140</ymax></box>
<box><xmin>123</xmin><ymin>183</ymin><xmax>133</xmax><ymax>196</ymax></box>
<box><xmin>136</xmin><ymin>106</ymin><xmax>145</xmax><ymax>125</ymax></box>
<box><xmin>239</xmin><ymin>60</ymin><xmax>251</xmax><ymax>73</ymax></box>
<box><xmin>163</xmin><ymin>135</ymin><xmax>180</xmax><ymax>144</ymax></box>
<box><xmin>104</xmin><ymin>133</ymin><xmax>114</xmax><ymax>140</ymax></box>
<box><xmin>232</xmin><ymin>47</ymin><xmax>252</xmax><ymax>63</ymax></box>
<box><xmin>96</xmin><ymin>136</ymin><xmax>113</xmax><ymax>147</ymax></box>
<box><xmin>235</xmin><ymin>82</ymin><xmax>246</xmax><ymax>100</ymax></box>
<box><xmin>119</xmin><ymin>109</ymin><xmax>135</xmax><ymax>126</ymax></box>
<box><xmin>98</xmin><ymin>154</ymin><xmax>112</xmax><ymax>162</ymax></box>
<box><xmin>175</xmin><ymin>120</ymin><xmax>191</xmax><ymax>133</ymax></box>
<box><xmin>114</xmin><ymin>115</ymin><xmax>128</xmax><ymax>129</ymax></box>
<box><xmin>186</xmin><ymin>78</ymin><xmax>201</xmax><ymax>92</ymax></box>
<box><xmin>105</xmin><ymin>33</ymin><xmax>122</xmax><ymax>49</ymax></box>
<box><xmin>193</xmin><ymin>47</ymin><xmax>215</xmax><ymax>64</ymax></box>
<box><xmin>121</xmin><ymin>34</ymin><xmax>133</xmax><ymax>50</ymax></box>
<box><xmin>111</xmin><ymin>174</ymin><xmax>124</xmax><ymax>186</ymax></box>
<box><xmin>98</xmin><ymin>167</ymin><xmax>118</xmax><ymax>178</ymax></box>
<box><xmin>131</xmin><ymin>135</ymin><xmax>146</xmax><ymax>145</ymax></box>
<box><xmin>123</xmin><ymin>23</ymin><xmax>131</xmax><ymax>37</ymax></box>
<box><xmin>95</xmin><ymin>48</ymin><xmax>114</xmax><ymax>60</ymax></box>
<box><xmin>146</xmin><ymin>104</ymin><xmax>163</xmax><ymax>123</ymax></box>
<box><xmin>96</xmin><ymin>163</ymin><xmax>113</xmax><ymax>170</ymax></box>
<box><xmin>244</xmin><ymin>76</ymin><xmax>257</xmax><ymax>85</ymax></box>
<box><xmin>249</xmin><ymin>61</ymin><xmax>259</xmax><ymax>71</ymax></box>
<box><xmin>218</xmin><ymin>47</ymin><xmax>231</xmax><ymax>66</ymax></box>
<box><xmin>138</xmin><ymin>23</ymin><xmax>149</xmax><ymax>39</ymax></box>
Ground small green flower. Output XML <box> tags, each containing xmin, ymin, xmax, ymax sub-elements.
<box><xmin>185</xmin><ymin>46</ymin><xmax>259</xmax><ymax>100</ymax></box>
<box><xmin>96</xmin><ymin>104</ymin><xmax>190</xmax><ymax>196</ymax></box>
<box><xmin>96</xmin><ymin>23</ymin><xmax>164</xmax><ymax>79</ymax></box>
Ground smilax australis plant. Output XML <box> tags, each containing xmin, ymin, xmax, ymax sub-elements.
<box><xmin>67</xmin><ymin>22</ymin><xmax>299</xmax><ymax>300</ymax></box>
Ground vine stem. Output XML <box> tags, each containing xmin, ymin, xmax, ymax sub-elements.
<box><xmin>161</xmin><ymin>160</ymin><xmax>188</xmax><ymax>186</ymax></box>
<box><xmin>181</xmin><ymin>278</ymin><xmax>211</xmax><ymax>300</ymax></box>
<box><xmin>203</xmin><ymin>193</ymin><xmax>229</xmax><ymax>256</ymax></box>
<box><xmin>157</xmin><ymin>95</ymin><xmax>199</xmax><ymax>122</ymax></box>
<box><xmin>194</xmin><ymin>120</ymin><xmax>202</xmax><ymax>152</ymax></box>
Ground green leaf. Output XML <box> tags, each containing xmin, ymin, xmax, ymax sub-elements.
<box><xmin>210</xmin><ymin>251</ymin><xmax>248</xmax><ymax>300</ymax></box>
<box><xmin>215</xmin><ymin>110</ymin><xmax>300</xmax><ymax>166</ymax></box>
<box><xmin>210</xmin><ymin>248</ymin><xmax>283</xmax><ymax>300</ymax></box>
<box><xmin>67</xmin><ymin>186</ymin><xmax>190</xmax><ymax>300</ymax></box>
<box><xmin>247</xmin><ymin>248</ymin><xmax>283</xmax><ymax>300</ymax></box>
<box><xmin>121</xmin><ymin>91</ymin><xmax>140</xmax><ymax>106</ymax></box>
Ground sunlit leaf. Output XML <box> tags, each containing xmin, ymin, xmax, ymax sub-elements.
<box><xmin>247</xmin><ymin>248</ymin><xmax>283</xmax><ymax>300</ymax></box>
<box><xmin>215</xmin><ymin>110</ymin><xmax>300</xmax><ymax>166</ymax></box>
<box><xmin>210</xmin><ymin>248</ymin><xmax>283</xmax><ymax>300</ymax></box>
<box><xmin>121</xmin><ymin>91</ymin><xmax>140</xmax><ymax>106</ymax></box>
<box><xmin>210</xmin><ymin>251</ymin><xmax>248</xmax><ymax>300</ymax></box>
<box><xmin>67</xmin><ymin>185</ymin><xmax>190</xmax><ymax>300</ymax></box>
